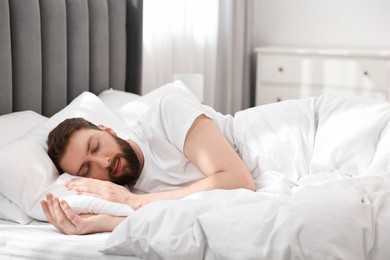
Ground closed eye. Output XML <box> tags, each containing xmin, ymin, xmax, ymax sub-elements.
<box><xmin>91</xmin><ymin>140</ymin><xmax>99</xmax><ymax>154</ymax></box>
<box><xmin>78</xmin><ymin>163</ymin><xmax>90</xmax><ymax>177</ymax></box>
<box><xmin>76</xmin><ymin>136</ymin><xmax>95</xmax><ymax>177</ymax></box>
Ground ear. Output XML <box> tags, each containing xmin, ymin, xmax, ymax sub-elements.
<box><xmin>98</xmin><ymin>124</ymin><xmax>117</xmax><ymax>136</ymax></box>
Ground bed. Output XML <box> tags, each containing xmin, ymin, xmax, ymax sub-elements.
<box><xmin>1</xmin><ymin>1</ymin><xmax>390</xmax><ymax>260</ymax></box>
<box><xmin>3</xmin><ymin>89</ymin><xmax>390</xmax><ymax>260</ymax></box>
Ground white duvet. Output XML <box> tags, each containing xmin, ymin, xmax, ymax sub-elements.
<box><xmin>102</xmin><ymin>94</ymin><xmax>390</xmax><ymax>260</ymax></box>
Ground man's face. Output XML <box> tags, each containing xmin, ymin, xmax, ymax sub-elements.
<box><xmin>59</xmin><ymin>128</ymin><xmax>140</xmax><ymax>185</ymax></box>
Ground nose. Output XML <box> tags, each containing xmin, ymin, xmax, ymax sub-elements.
<box><xmin>92</xmin><ymin>156</ymin><xmax>111</xmax><ymax>169</ymax></box>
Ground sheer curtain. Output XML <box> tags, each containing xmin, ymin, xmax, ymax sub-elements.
<box><xmin>142</xmin><ymin>0</ymin><xmax>253</xmax><ymax>114</ymax></box>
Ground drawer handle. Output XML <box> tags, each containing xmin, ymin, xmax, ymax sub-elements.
<box><xmin>278</xmin><ymin>67</ymin><xmax>284</xmax><ymax>73</ymax></box>
<box><xmin>363</xmin><ymin>70</ymin><xmax>369</xmax><ymax>76</ymax></box>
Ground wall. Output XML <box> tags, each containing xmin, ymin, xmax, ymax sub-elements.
<box><xmin>252</xmin><ymin>0</ymin><xmax>390</xmax><ymax>49</ymax></box>
<box><xmin>247</xmin><ymin>0</ymin><xmax>390</xmax><ymax>106</ymax></box>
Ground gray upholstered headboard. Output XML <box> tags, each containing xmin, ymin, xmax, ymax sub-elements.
<box><xmin>0</xmin><ymin>0</ymin><xmax>142</xmax><ymax>117</ymax></box>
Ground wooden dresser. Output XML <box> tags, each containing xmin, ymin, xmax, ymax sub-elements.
<box><xmin>255</xmin><ymin>47</ymin><xmax>390</xmax><ymax>105</ymax></box>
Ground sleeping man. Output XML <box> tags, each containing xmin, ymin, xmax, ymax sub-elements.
<box><xmin>41</xmin><ymin>94</ymin><xmax>257</xmax><ymax>235</ymax></box>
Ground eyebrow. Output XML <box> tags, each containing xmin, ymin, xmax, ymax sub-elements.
<box><xmin>76</xmin><ymin>135</ymin><xmax>93</xmax><ymax>176</ymax></box>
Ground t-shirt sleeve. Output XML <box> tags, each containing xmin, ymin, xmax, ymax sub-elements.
<box><xmin>158</xmin><ymin>94</ymin><xmax>211</xmax><ymax>152</ymax></box>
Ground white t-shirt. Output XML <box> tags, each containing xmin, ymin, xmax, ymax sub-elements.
<box><xmin>128</xmin><ymin>94</ymin><xmax>235</xmax><ymax>194</ymax></box>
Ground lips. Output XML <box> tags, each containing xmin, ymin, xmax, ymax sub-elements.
<box><xmin>112</xmin><ymin>157</ymin><xmax>122</xmax><ymax>176</ymax></box>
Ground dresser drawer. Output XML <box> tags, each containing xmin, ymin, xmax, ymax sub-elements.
<box><xmin>257</xmin><ymin>85</ymin><xmax>388</xmax><ymax>105</ymax></box>
<box><xmin>260</xmin><ymin>54</ymin><xmax>389</xmax><ymax>89</ymax></box>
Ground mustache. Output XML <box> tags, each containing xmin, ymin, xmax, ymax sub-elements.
<box><xmin>107</xmin><ymin>154</ymin><xmax>120</xmax><ymax>175</ymax></box>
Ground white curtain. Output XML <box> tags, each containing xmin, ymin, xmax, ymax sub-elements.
<box><xmin>142</xmin><ymin>0</ymin><xmax>253</xmax><ymax>114</ymax></box>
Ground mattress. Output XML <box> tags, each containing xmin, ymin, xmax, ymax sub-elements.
<box><xmin>0</xmin><ymin>219</ymin><xmax>138</xmax><ymax>260</ymax></box>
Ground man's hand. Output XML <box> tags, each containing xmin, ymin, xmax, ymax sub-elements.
<box><xmin>41</xmin><ymin>193</ymin><xmax>124</xmax><ymax>235</ymax></box>
<box><xmin>65</xmin><ymin>178</ymin><xmax>144</xmax><ymax>210</ymax></box>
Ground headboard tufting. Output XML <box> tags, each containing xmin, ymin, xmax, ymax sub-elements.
<box><xmin>0</xmin><ymin>0</ymin><xmax>143</xmax><ymax>117</ymax></box>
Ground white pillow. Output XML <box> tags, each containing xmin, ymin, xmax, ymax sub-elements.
<box><xmin>0</xmin><ymin>194</ymin><xmax>32</xmax><ymax>224</ymax></box>
<box><xmin>0</xmin><ymin>92</ymin><xmax>134</xmax><ymax>221</ymax></box>
<box><xmin>0</xmin><ymin>110</ymin><xmax>47</xmax><ymax>224</ymax></box>
<box><xmin>0</xmin><ymin>110</ymin><xmax>48</xmax><ymax>147</ymax></box>
<box><xmin>98</xmin><ymin>88</ymin><xmax>141</xmax><ymax>111</ymax></box>
<box><xmin>99</xmin><ymin>81</ymin><xmax>199</xmax><ymax>127</ymax></box>
<box><xmin>48</xmin><ymin>174</ymin><xmax>134</xmax><ymax>216</ymax></box>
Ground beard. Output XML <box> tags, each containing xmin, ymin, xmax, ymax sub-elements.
<box><xmin>107</xmin><ymin>135</ymin><xmax>141</xmax><ymax>186</ymax></box>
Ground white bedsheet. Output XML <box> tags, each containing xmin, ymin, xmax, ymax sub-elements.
<box><xmin>0</xmin><ymin>219</ymin><xmax>140</xmax><ymax>260</ymax></box>
<box><xmin>100</xmin><ymin>94</ymin><xmax>390</xmax><ymax>259</ymax></box>
<box><xmin>102</xmin><ymin>175</ymin><xmax>390</xmax><ymax>260</ymax></box>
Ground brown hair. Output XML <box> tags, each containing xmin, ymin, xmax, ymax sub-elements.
<box><xmin>47</xmin><ymin>117</ymin><xmax>98</xmax><ymax>174</ymax></box>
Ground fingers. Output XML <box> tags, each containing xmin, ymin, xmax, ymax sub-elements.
<box><xmin>65</xmin><ymin>178</ymin><xmax>112</xmax><ymax>196</ymax></box>
<box><xmin>41</xmin><ymin>193</ymin><xmax>78</xmax><ymax>235</ymax></box>
<box><xmin>65</xmin><ymin>179</ymin><xmax>102</xmax><ymax>196</ymax></box>
<box><xmin>59</xmin><ymin>200</ymin><xmax>80</xmax><ymax>226</ymax></box>
<box><xmin>45</xmin><ymin>193</ymin><xmax>60</xmax><ymax>223</ymax></box>
<box><xmin>65</xmin><ymin>178</ymin><xmax>104</xmax><ymax>190</ymax></box>
<box><xmin>41</xmin><ymin>199</ymin><xmax>59</xmax><ymax>230</ymax></box>
<box><xmin>41</xmin><ymin>194</ymin><xmax>66</xmax><ymax>234</ymax></box>
<box><xmin>76</xmin><ymin>192</ymin><xmax>104</xmax><ymax>200</ymax></box>
<box><xmin>53</xmin><ymin>197</ymin><xmax>77</xmax><ymax>233</ymax></box>
<box><xmin>64</xmin><ymin>178</ymin><xmax>128</xmax><ymax>204</ymax></box>
<box><xmin>67</xmin><ymin>177</ymin><xmax>110</xmax><ymax>185</ymax></box>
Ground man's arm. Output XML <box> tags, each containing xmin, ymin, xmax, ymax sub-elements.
<box><xmin>133</xmin><ymin>115</ymin><xmax>255</xmax><ymax>205</ymax></box>
<box><xmin>66</xmin><ymin>115</ymin><xmax>255</xmax><ymax>210</ymax></box>
<box><xmin>184</xmin><ymin>114</ymin><xmax>255</xmax><ymax>189</ymax></box>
